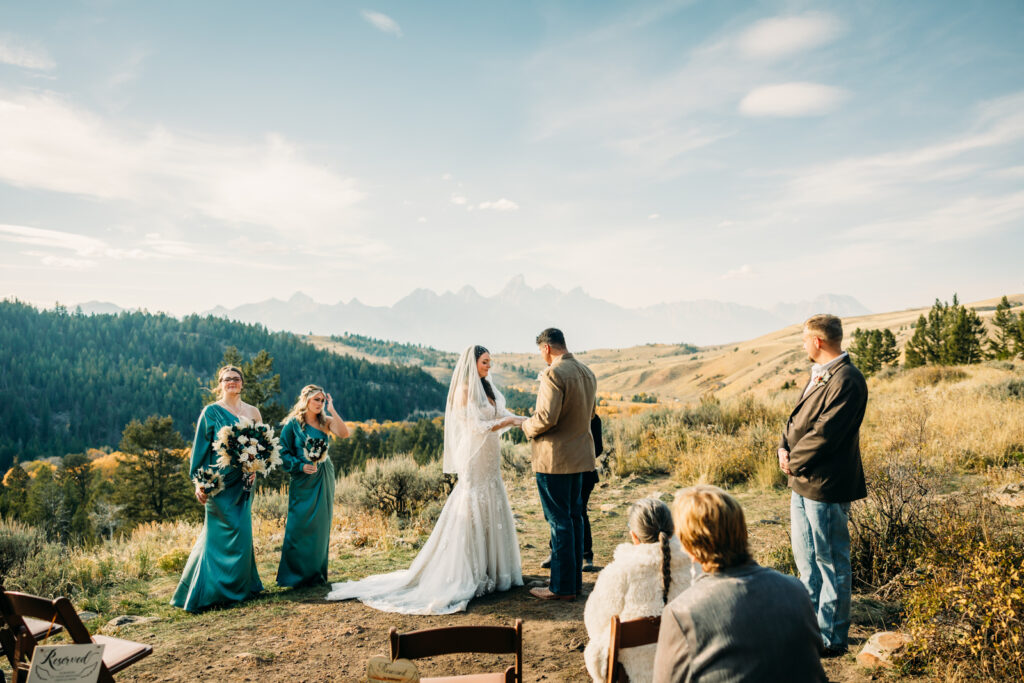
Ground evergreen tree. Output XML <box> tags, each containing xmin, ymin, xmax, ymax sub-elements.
<box><xmin>25</xmin><ymin>467</ymin><xmax>68</xmax><ymax>541</ymax></box>
<box><xmin>943</xmin><ymin>304</ymin><xmax>985</xmax><ymax>365</ymax></box>
<box><xmin>904</xmin><ymin>315</ymin><xmax>929</xmax><ymax>369</ymax></box>
<box><xmin>57</xmin><ymin>453</ymin><xmax>95</xmax><ymax>542</ymax></box>
<box><xmin>113</xmin><ymin>416</ymin><xmax>192</xmax><ymax>525</ymax></box>
<box><xmin>0</xmin><ymin>461</ymin><xmax>30</xmax><ymax>519</ymax></box>
<box><xmin>1014</xmin><ymin>311</ymin><xmax>1024</xmax><ymax>360</ymax></box>
<box><xmin>879</xmin><ymin>329</ymin><xmax>900</xmax><ymax>367</ymax></box>
<box><xmin>988</xmin><ymin>296</ymin><xmax>1017</xmax><ymax>360</ymax></box>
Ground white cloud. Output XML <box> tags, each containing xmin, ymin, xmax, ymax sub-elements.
<box><xmin>0</xmin><ymin>90</ymin><xmax>365</xmax><ymax>240</ymax></box>
<box><xmin>27</xmin><ymin>251</ymin><xmax>97</xmax><ymax>270</ymax></box>
<box><xmin>845</xmin><ymin>191</ymin><xmax>1024</xmax><ymax>243</ymax></box>
<box><xmin>478</xmin><ymin>198</ymin><xmax>519</xmax><ymax>211</ymax></box>
<box><xmin>648</xmin><ymin>213</ymin><xmax>660</xmax><ymax>220</ymax></box>
<box><xmin>0</xmin><ymin>34</ymin><xmax>55</xmax><ymax>70</ymax></box>
<box><xmin>722</xmin><ymin>264</ymin><xmax>756</xmax><ymax>280</ymax></box>
<box><xmin>0</xmin><ymin>223</ymin><xmax>157</xmax><ymax>270</ymax></box>
<box><xmin>417</xmin><ymin>216</ymin><xmax>427</xmax><ymax>223</ymax></box>
<box><xmin>450</xmin><ymin>194</ymin><xmax>468</xmax><ymax>205</ymax></box>
<box><xmin>442</xmin><ymin>173</ymin><xmax>452</xmax><ymax>181</ymax></box>
<box><xmin>361</xmin><ymin>10</ymin><xmax>403</xmax><ymax>37</ymax></box>
<box><xmin>739</xmin><ymin>82</ymin><xmax>848</xmax><ymax>117</ymax></box>
<box><xmin>737</xmin><ymin>14</ymin><xmax>842</xmax><ymax>60</ymax></box>
<box><xmin>780</xmin><ymin>92</ymin><xmax>1024</xmax><ymax>206</ymax></box>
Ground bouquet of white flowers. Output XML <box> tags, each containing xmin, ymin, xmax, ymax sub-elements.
<box><xmin>303</xmin><ymin>435</ymin><xmax>329</xmax><ymax>465</ymax></box>
<box><xmin>192</xmin><ymin>466</ymin><xmax>224</xmax><ymax>499</ymax></box>
<box><xmin>212</xmin><ymin>417</ymin><xmax>283</xmax><ymax>499</ymax></box>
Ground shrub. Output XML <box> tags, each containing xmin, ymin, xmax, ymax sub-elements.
<box><xmin>755</xmin><ymin>538</ymin><xmax>796</xmax><ymax>576</ymax></box>
<box><xmin>251</xmin><ymin>486</ymin><xmax>290</xmax><ymax>522</ymax></box>
<box><xmin>900</xmin><ymin>504</ymin><xmax>1024</xmax><ymax>679</ymax></box>
<box><xmin>906</xmin><ymin>365</ymin><xmax>968</xmax><ymax>387</ymax></box>
<box><xmin>989</xmin><ymin>378</ymin><xmax>1024</xmax><ymax>401</ymax></box>
<box><xmin>0</xmin><ymin>518</ymin><xmax>46</xmax><ymax>578</ymax></box>
<box><xmin>157</xmin><ymin>549</ymin><xmax>190</xmax><ymax>574</ymax></box>
<box><xmin>849</xmin><ymin>461</ymin><xmax>940</xmax><ymax>592</ymax></box>
<box><xmin>348</xmin><ymin>455</ymin><xmax>447</xmax><ymax>517</ymax></box>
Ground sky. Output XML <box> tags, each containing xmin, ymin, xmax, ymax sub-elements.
<box><xmin>1</xmin><ymin>0</ymin><xmax>1022</xmax><ymax>316</ymax></box>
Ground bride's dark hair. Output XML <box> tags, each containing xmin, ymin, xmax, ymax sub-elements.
<box><xmin>474</xmin><ymin>345</ymin><xmax>497</xmax><ymax>402</ymax></box>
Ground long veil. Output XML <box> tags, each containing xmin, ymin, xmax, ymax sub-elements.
<box><xmin>442</xmin><ymin>345</ymin><xmax>511</xmax><ymax>475</ymax></box>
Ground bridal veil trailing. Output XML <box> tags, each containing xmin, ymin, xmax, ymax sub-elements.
<box><xmin>325</xmin><ymin>345</ymin><xmax>523</xmax><ymax>613</ymax></box>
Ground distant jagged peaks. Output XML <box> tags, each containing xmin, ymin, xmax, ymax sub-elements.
<box><xmin>189</xmin><ymin>276</ymin><xmax>872</xmax><ymax>352</ymax></box>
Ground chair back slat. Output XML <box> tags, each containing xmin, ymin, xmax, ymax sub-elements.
<box><xmin>4</xmin><ymin>594</ymin><xmax>92</xmax><ymax>644</ymax></box>
<box><xmin>617</xmin><ymin>616</ymin><xmax>660</xmax><ymax>649</ymax></box>
<box><xmin>389</xmin><ymin>620</ymin><xmax>522</xmax><ymax>683</ymax></box>
<box><xmin>606</xmin><ymin>615</ymin><xmax>661</xmax><ymax>683</ymax></box>
<box><xmin>392</xmin><ymin>625</ymin><xmax>516</xmax><ymax>658</ymax></box>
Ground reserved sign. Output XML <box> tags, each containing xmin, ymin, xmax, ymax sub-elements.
<box><xmin>27</xmin><ymin>644</ymin><xmax>105</xmax><ymax>683</ymax></box>
<box><xmin>366</xmin><ymin>655</ymin><xmax>419</xmax><ymax>683</ymax></box>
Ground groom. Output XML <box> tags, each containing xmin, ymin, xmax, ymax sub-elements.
<box><xmin>522</xmin><ymin>328</ymin><xmax>598</xmax><ymax>601</ymax></box>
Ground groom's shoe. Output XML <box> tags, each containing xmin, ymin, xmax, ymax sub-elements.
<box><xmin>529</xmin><ymin>586</ymin><xmax>575</xmax><ymax>601</ymax></box>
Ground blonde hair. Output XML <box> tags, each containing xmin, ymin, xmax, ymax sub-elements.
<box><xmin>213</xmin><ymin>365</ymin><xmax>244</xmax><ymax>401</ymax></box>
<box><xmin>283</xmin><ymin>384</ymin><xmax>331</xmax><ymax>431</ymax></box>
<box><xmin>628</xmin><ymin>498</ymin><xmax>675</xmax><ymax>605</ymax></box>
<box><xmin>804</xmin><ymin>314</ymin><xmax>843</xmax><ymax>345</ymax></box>
<box><xmin>672</xmin><ymin>485</ymin><xmax>750</xmax><ymax>573</ymax></box>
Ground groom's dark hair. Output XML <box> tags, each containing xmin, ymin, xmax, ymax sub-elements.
<box><xmin>536</xmin><ymin>328</ymin><xmax>566</xmax><ymax>349</ymax></box>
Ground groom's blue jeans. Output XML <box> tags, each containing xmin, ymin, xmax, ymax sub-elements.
<box><xmin>536</xmin><ymin>472</ymin><xmax>583</xmax><ymax>596</ymax></box>
<box><xmin>791</xmin><ymin>491</ymin><xmax>852</xmax><ymax>649</ymax></box>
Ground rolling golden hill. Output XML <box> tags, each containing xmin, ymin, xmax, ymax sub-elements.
<box><xmin>305</xmin><ymin>293</ymin><xmax>1023</xmax><ymax>405</ymax></box>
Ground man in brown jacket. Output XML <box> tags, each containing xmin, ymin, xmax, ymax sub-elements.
<box><xmin>522</xmin><ymin>328</ymin><xmax>597</xmax><ymax>600</ymax></box>
<box><xmin>779</xmin><ymin>314</ymin><xmax>868</xmax><ymax>657</ymax></box>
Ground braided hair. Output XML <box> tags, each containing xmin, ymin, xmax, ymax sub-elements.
<box><xmin>628</xmin><ymin>498</ymin><xmax>676</xmax><ymax>605</ymax></box>
<box><xmin>473</xmin><ymin>345</ymin><xmax>497</xmax><ymax>402</ymax></box>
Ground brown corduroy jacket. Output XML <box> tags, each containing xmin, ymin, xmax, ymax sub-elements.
<box><xmin>781</xmin><ymin>355</ymin><xmax>868</xmax><ymax>503</ymax></box>
<box><xmin>522</xmin><ymin>353</ymin><xmax>597</xmax><ymax>474</ymax></box>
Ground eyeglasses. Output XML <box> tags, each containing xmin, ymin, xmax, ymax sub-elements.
<box><xmin>221</xmin><ymin>377</ymin><xmax>242</xmax><ymax>384</ymax></box>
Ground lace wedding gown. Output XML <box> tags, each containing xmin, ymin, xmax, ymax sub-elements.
<box><xmin>326</xmin><ymin>347</ymin><xmax>523</xmax><ymax>614</ymax></box>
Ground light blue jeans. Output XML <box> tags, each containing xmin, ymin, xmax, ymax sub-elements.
<box><xmin>790</xmin><ymin>491</ymin><xmax>852</xmax><ymax>649</ymax></box>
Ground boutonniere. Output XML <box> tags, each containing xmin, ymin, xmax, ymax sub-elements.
<box><xmin>812</xmin><ymin>370</ymin><xmax>832</xmax><ymax>387</ymax></box>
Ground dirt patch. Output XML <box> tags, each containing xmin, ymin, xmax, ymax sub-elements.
<box><xmin>112</xmin><ymin>476</ymin><xmax>881</xmax><ymax>682</ymax></box>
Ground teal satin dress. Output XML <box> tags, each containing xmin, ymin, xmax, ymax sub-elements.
<box><xmin>171</xmin><ymin>403</ymin><xmax>264</xmax><ymax>612</ymax></box>
<box><xmin>276</xmin><ymin>419</ymin><xmax>336</xmax><ymax>587</ymax></box>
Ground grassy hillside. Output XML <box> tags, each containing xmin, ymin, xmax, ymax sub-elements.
<box><xmin>0</xmin><ymin>301</ymin><xmax>447</xmax><ymax>470</ymax></box>
<box><xmin>491</xmin><ymin>293</ymin><xmax>1024</xmax><ymax>402</ymax></box>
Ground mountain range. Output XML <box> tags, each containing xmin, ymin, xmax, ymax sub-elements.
<box><xmin>162</xmin><ymin>276</ymin><xmax>870</xmax><ymax>352</ymax></box>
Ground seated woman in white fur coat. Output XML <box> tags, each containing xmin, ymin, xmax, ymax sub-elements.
<box><xmin>583</xmin><ymin>498</ymin><xmax>697</xmax><ymax>683</ymax></box>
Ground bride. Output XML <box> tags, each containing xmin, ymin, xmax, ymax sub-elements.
<box><xmin>326</xmin><ymin>344</ymin><xmax>526</xmax><ymax>614</ymax></box>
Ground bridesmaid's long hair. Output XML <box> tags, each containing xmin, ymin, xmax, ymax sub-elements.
<box><xmin>282</xmin><ymin>384</ymin><xmax>332</xmax><ymax>431</ymax></box>
<box><xmin>474</xmin><ymin>345</ymin><xmax>497</xmax><ymax>403</ymax></box>
<box><xmin>628</xmin><ymin>498</ymin><xmax>676</xmax><ymax>605</ymax></box>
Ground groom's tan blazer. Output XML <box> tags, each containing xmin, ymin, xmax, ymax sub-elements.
<box><xmin>522</xmin><ymin>353</ymin><xmax>597</xmax><ymax>474</ymax></box>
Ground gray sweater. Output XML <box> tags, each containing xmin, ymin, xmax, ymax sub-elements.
<box><xmin>652</xmin><ymin>562</ymin><xmax>826</xmax><ymax>682</ymax></box>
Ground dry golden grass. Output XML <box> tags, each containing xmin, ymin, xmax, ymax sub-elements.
<box><xmin>861</xmin><ymin>364</ymin><xmax>1024</xmax><ymax>472</ymax></box>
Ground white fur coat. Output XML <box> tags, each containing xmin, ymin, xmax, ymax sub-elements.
<box><xmin>583</xmin><ymin>537</ymin><xmax>697</xmax><ymax>683</ymax></box>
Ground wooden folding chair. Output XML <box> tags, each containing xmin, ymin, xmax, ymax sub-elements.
<box><xmin>389</xmin><ymin>619</ymin><xmax>523</xmax><ymax>683</ymax></box>
<box><xmin>606</xmin><ymin>615</ymin><xmax>661</xmax><ymax>683</ymax></box>
<box><xmin>0</xmin><ymin>583</ymin><xmax>64</xmax><ymax>683</ymax></box>
<box><xmin>0</xmin><ymin>588</ymin><xmax>151</xmax><ymax>683</ymax></box>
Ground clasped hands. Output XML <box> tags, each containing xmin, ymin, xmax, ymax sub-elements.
<box><xmin>778</xmin><ymin>448</ymin><xmax>791</xmax><ymax>475</ymax></box>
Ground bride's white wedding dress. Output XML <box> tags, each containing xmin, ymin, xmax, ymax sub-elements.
<box><xmin>325</xmin><ymin>346</ymin><xmax>523</xmax><ymax>614</ymax></box>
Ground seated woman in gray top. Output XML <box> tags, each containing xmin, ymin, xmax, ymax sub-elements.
<box><xmin>652</xmin><ymin>485</ymin><xmax>826</xmax><ymax>683</ymax></box>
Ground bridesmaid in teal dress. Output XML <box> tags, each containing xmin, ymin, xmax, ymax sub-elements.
<box><xmin>172</xmin><ymin>365</ymin><xmax>265</xmax><ymax>612</ymax></box>
<box><xmin>277</xmin><ymin>385</ymin><xmax>350</xmax><ymax>587</ymax></box>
